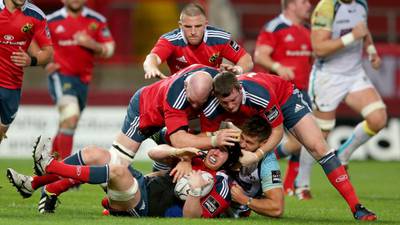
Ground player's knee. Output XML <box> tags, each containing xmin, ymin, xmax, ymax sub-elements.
<box><xmin>109</xmin><ymin>165</ymin><xmax>128</xmax><ymax>179</ymax></box>
<box><xmin>315</xmin><ymin>118</ymin><xmax>336</xmax><ymax>132</ymax></box>
<box><xmin>58</xmin><ymin>96</ymin><xmax>80</xmax><ymax>125</ymax></box>
<box><xmin>107</xmin><ymin>177</ymin><xmax>139</xmax><ymax>202</ymax></box>
<box><xmin>108</xmin><ymin>141</ymin><xmax>136</xmax><ymax>166</ymax></box>
<box><xmin>362</xmin><ymin>101</ymin><xmax>387</xmax><ymax>132</ymax></box>
<box><xmin>81</xmin><ymin>146</ymin><xmax>110</xmax><ymax>164</ymax></box>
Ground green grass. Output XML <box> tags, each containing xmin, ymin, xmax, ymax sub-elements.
<box><xmin>0</xmin><ymin>159</ymin><xmax>399</xmax><ymax>225</ymax></box>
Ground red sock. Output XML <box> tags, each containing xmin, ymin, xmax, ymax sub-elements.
<box><xmin>52</xmin><ymin>132</ymin><xmax>74</xmax><ymax>160</ymax></box>
<box><xmin>46</xmin><ymin>160</ymin><xmax>91</xmax><ymax>183</ymax></box>
<box><xmin>283</xmin><ymin>160</ymin><xmax>299</xmax><ymax>191</ymax></box>
<box><xmin>45</xmin><ymin>178</ymin><xmax>82</xmax><ymax>196</ymax></box>
<box><xmin>31</xmin><ymin>174</ymin><xmax>61</xmax><ymax>190</ymax></box>
<box><xmin>326</xmin><ymin>166</ymin><xmax>359</xmax><ymax>212</ymax></box>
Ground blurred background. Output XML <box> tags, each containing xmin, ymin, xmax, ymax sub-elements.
<box><xmin>1</xmin><ymin>0</ymin><xmax>399</xmax><ymax>160</ymax></box>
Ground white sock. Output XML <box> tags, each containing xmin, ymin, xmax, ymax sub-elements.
<box><xmin>295</xmin><ymin>147</ymin><xmax>315</xmax><ymax>188</ymax></box>
<box><xmin>337</xmin><ymin>121</ymin><xmax>375</xmax><ymax>165</ymax></box>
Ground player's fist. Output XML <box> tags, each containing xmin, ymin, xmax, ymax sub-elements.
<box><xmin>144</xmin><ymin>68</ymin><xmax>167</xmax><ymax>79</ymax></box>
<box><xmin>239</xmin><ymin>150</ymin><xmax>259</xmax><ymax>166</ymax></box>
<box><xmin>352</xmin><ymin>22</ymin><xmax>368</xmax><ymax>40</ymax></box>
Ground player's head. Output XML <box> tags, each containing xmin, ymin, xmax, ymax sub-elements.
<box><xmin>213</xmin><ymin>71</ymin><xmax>242</xmax><ymax>113</ymax></box>
<box><xmin>282</xmin><ymin>0</ymin><xmax>312</xmax><ymax>21</ymax></box>
<box><xmin>204</xmin><ymin>142</ymin><xmax>242</xmax><ymax>171</ymax></box>
<box><xmin>9</xmin><ymin>0</ymin><xmax>26</xmax><ymax>8</ymax></box>
<box><xmin>185</xmin><ymin>71</ymin><xmax>213</xmax><ymax>110</ymax></box>
<box><xmin>240</xmin><ymin>116</ymin><xmax>272</xmax><ymax>152</ymax></box>
<box><xmin>179</xmin><ymin>3</ymin><xmax>208</xmax><ymax>46</ymax></box>
<box><xmin>63</xmin><ymin>0</ymin><xmax>86</xmax><ymax>13</ymax></box>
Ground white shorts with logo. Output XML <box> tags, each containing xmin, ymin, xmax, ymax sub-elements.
<box><xmin>308</xmin><ymin>67</ymin><xmax>373</xmax><ymax>112</ymax></box>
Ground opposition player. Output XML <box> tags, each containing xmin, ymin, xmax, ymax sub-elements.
<box><xmin>253</xmin><ymin>0</ymin><xmax>313</xmax><ymax>197</ymax></box>
<box><xmin>44</xmin><ymin>0</ymin><xmax>115</xmax><ymax>160</ymax></box>
<box><xmin>296</xmin><ymin>0</ymin><xmax>387</xmax><ymax>198</ymax></box>
<box><xmin>143</xmin><ymin>3</ymin><xmax>253</xmax><ymax>79</ymax></box>
<box><xmin>0</xmin><ymin>0</ymin><xmax>53</xmax><ymax>143</ymax></box>
<box><xmin>227</xmin><ymin>116</ymin><xmax>284</xmax><ymax>218</ymax></box>
<box><xmin>8</xmin><ymin>136</ymin><xmax>241</xmax><ymax>218</ymax></box>
<box><xmin>201</xmin><ymin>71</ymin><xmax>377</xmax><ymax>220</ymax></box>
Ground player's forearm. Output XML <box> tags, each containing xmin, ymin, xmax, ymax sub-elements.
<box><xmin>170</xmin><ymin>130</ymin><xmax>215</xmax><ymax>149</ymax></box>
<box><xmin>143</xmin><ymin>53</ymin><xmax>162</xmax><ymax>72</ymax></box>
<box><xmin>311</xmin><ymin>35</ymin><xmax>345</xmax><ymax>58</ymax></box>
<box><xmin>147</xmin><ymin>144</ymin><xmax>177</xmax><ymax>161</ymax></box>
<box><xmin>183</xmin><ymin>196</ymin><xmax>203</xmax><ymax>218</ymax></box>
<box><xmin>35</xmin><ymin>46</ymin><xmax>53</xmax><ymax>66</ymax></box>
<box><xmin>98</xmin><ymin>41</ymin><xmax>115</xmax><ymax>58</ymax></box>
<box><xmin>248</xmin><ymin>197</ymin><xmax>283</xmax><ymax>218</ymax></box>
<box><xmin>236</xmin><ymin>53</ymin><xmax>254</xmax><ymax>73</ymax></box>
<box><xmin>256</xmin><ymin>124</ymin><xmax>284</xmax><ymax>158</ymax></box>
<box><xmin>254</xmin><ymin>48</ymin><xmax>276</xmax><ymax>71</ymax></box>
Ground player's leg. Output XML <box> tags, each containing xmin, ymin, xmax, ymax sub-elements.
<box><xmin>338</xmin><ymin>84</ymin><xmax>387</xmax><ymax>165</ymax></box>
<box><xmin>0</xmin><ymin>87</ymin><xmax>21</xmax><ymax>143</ymax></box>
<box><xmin>279</xmin><ymin>133</ymin><xmax>301</xmax><ymax>196</ymax></box>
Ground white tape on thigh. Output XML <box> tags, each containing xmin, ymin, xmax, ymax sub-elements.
<box><xmin>107</xmin><ymin>178</ymin><xmax>138</xmax><ymax>201</ymax></box>
<box><xmin>315</xmin><ymin>118</ymin><xmax>336</xmax><ymax>131</ymax></box>
<box><xmin>361</xmin><ymin>101</ymin><xmax>386</xmax><ymax>118</ymax></box>
<box><xmin>58</xmin><ymin>96</ymin><xmax>80</xmax><ymax>122</ymax></box>
<box><xmin>108</xmin><ymin>141</ymin><xmax>136</xmax><ymax>165</ymax></box>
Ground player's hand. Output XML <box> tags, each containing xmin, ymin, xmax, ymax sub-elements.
<box><xmin>369</xmin><ymin>53</ymin><xmax>381</xmax><ymax>70</ymax></box>
<box><xmin>276</xmin><ymin>65</ymin><xmax>295</xmax><ymax>80</ymax></box>
<box><xmin>231</xmin><ymin>184</ymin><xmax>248</xmax><ymax>205</ymax></box>
<box><xmin>11</xmin><ymin>47</ymin><xmax>31</xmax><ymax>67</ymax></box>
<box><xmin>352</xmin><ymin>22</ymin><xmax>368</xmax><ymax>40</ymax></box>
<box><xmin>220</xmin><ymin>63</ymin><xmax>243</xmax><ymax>75</ymax></box>
<box><xmin>239</xmin><ymin>150</ymin><xmax>259</xmax><ymax>166</ymax></box>
<box><xmin>215</xmin><ymin>128</ymin><xmax>241</xmax><ymax>147</ymax></box>
<box><xmin>44</xmin><ymin>62</ymin><xmax>61</xmax><ymax>76</ymax></box>
<box><xmin>144</xmin><ymin>68</ymin><xmax>168</xmax><ymax>79</ymax></box>
<box><xmin>170</xmin><ymin>160</ymin><xmax>192</xmax><ymax>183</ymax></box>
<box><xmin>73</xmin><ymin>30</ymin><xmax>96</xmax><ymax>49</ymax></box>
<box><xmin>188</xmin><ymin>170</ymin><xmax>211</xmax><ymax>189</ymax></box>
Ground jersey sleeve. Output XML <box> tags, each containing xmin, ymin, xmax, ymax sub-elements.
<box><xmin>220</xmin><ymin>39</ymin><xmax>247</xmax><ymax>64</ymax></box>
<box><xmin>311</xmin><ymin>0</ymin><xmax>334</xmax><ymax>31</ymax></box>
<box><xmin>151</xmin><ymin>37</ymin><xmax>175</xmax><ymax>62</ymax></box>
<box><xmin>260</xmin><ymin>153</ymin><xmax>282</xmax><ymax>192</ymax></box>
<box><xmin>263</xmin><ymin>103</ymin><xmax>283</xmax><ymax>128</ymax></box>
<box><xmin>255</xmin><ymin>28</ymin><xmax>276</xmax><ymax>49</ymax></box>
<box><xmin>34</xmin><ymin>20</ymin><xmax>52</xmax><ymax>47</ymax></box>
<box><xmin>164</xmin><ymin>105</ymin><xmax>190</xmax><ymax>135</ymax></box>
<box><xmin>200</xmin><ymin>172</ymin><xmax>231</xmax><ymax>218</ymax></box>
<box><xmin>96</xmin><ymin>21</ymin><xmax>114</xmax><ymax>43</ymax></box>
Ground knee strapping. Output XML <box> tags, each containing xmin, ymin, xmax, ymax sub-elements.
<box><xmin>58</xmin><ymin>96</ymin><xmax>80</xmax><ymax>122</ymax></box>
<box><xmin>361</xmin><ymin>101</ymin><xmax>386</xmax><ymax>118</ymax></box>
<box><xmin>107</xmin><ymin>178</ymin><xmax>138</xmax><ymax>201</ymax></box>
<box><xmin>315</xmin><ymin>118</ymin><xmax>336</xmax><ymax>131</ymax></box>
<box><xmin>362</xmin><ymin>121</ymin><xmax>377</xmax><ymax>136</ymax></box>
<box><xmin>109</xmin><ymin>141</ymin><xmax>136</xmax><ymax>165</ymax></box>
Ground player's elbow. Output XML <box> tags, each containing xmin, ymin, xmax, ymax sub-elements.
<box><xmin>259</xmin><ymin>204</ymin><xmax>284</xmax><ymax>218</ymax></box>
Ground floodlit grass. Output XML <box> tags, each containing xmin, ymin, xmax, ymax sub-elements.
<box><xmin>0</xmin><ymin>159</ymin><xmax>399</xmax><ymax>225</ymax></box>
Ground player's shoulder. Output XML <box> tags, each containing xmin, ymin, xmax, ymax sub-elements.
<box><xmin>46</xmin><ymin>8</ymin><xmax>67</xmax><ymax>23</ymax></box>
<box><xmin>82</xmin><ymin>7</ymin><xmax>107</xmax><ymax>23</ymax></box>
<box><xmin>313</xmin><ymin>0</ymin><xmax>336</xmax><ymax>15</ymax></box>
<box><xmin>205</xmin><ymin>25</ymin><xmax>231</xmax><ymax>45</ymax></box>
<box><xmin>166</xmin><ymin>75</ymin><xmax>188</xmax><ymax>110</ymax></box>
<box><xmin>161</xmin><ymin>28</ymin><xmax>185</xmax><ymax>46</ymax></box>
<box><xmin>264</xmin><ymin>15</ymin><xmax>290</xmax><ymax>33</ymax></box>
<box><xmin>22</xmin><ymin>2</ymin><xmax>46</xmax><ymax>21</ymax></box>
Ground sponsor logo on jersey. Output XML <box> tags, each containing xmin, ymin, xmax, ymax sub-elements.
<box><xmin>229</xmin><ymin>40</ymin><xmax>240</xmax><ymax>52</ymax></box>
<box><xmin>176</xmin><ymin>56</ymin><xmax>187</xmax><ymax>63</ymax></box>
<box><xmin>89</xmin><ymin>22</ymin><xmax>99</xmax><ymax>31</ymax></box>
<box><xmin>21</xmin><ymin>23</ymin><xmax>33</xmax><ymax>33</ymax></box>
<box><xmin>284</xmin><ymin>34</ymin><xmax>294</xmax><ymax>42</ymax></box>
<box><xmin>209</xmin><ymin>52</ymin><xmax>220</xmax><ymax>63</ymax></box>
<box><xmin>271</xmin><ymin>170</ymin><xmax>281</xmax><ymax>183</ymax></box>
<box><xmin>55</xmin><ymin>25</ymin><xmax>65</xmax><ymax>33</ymax></box>
<box><xmin>202</xmin><ymin>195</ymin><xmax>220</xmax><ymax>214</ymax></box>
<box><xmin>266</xmin><ymin>106</ymin><xmax>279</xmax><ymax>123</ymax></box>
<box><xmin>3</xmin><ymin>35</ymin><xmax>14</xmax><ymax>41</ymax></box>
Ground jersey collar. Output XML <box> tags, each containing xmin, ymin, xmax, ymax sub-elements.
<box><xmin>279</xmin><ymin>13</ymin><xmax>293</xmax><ymax>26</ymax></box>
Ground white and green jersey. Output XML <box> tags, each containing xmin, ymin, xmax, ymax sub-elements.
<box><xmin>312</xmin><ymin>0</ymin><xmax>368</xmax><ymax>74</ymax></box>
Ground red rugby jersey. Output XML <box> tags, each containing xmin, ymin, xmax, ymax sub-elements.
<box><xmin>255</xmin><ymin>14</ymin><xmax>312</xmax><ymax>90</ymax></box>
<box><xmin>46</xmin><ymin>7</ymin><xmax>114</xmax><ymax>83</ymax></box>
<box><xmin>0</xmin><ymin>1</ymin><xmax>52</xmax><ymax>89</ymax></box>
<box><xmin>151</xmin><ymin>26</ymin><xmax>247</xmax><ymax>74</ymax></box>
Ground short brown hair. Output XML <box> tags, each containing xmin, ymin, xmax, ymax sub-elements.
<box><xmin>281</xmin><ymin>0</ymin><xmax>296</xmax><ymax>10</ymax></box>
<box><xmin>240</xmin><ymin>116</ymin><xmax>272</xmax><ymax>142</ymax></box>
<box><xmin>180</xmin><ymin>3</ymin><xmax>206</xmax><ymax>20</ymax></box>
<box><xmin>213</xmin><ymin>71</ymin><xmax>241</xmax><ymax>98</ymax></box>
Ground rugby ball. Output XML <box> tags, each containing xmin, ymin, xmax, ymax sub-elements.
<box><xmin>174</xmin><ymin>171</ymin><xmax>214</xmax><ymax>200</ymax></box>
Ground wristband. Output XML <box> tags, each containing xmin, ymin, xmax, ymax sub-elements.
<box><xmin>341</xmin><ymin>33</ymin><xmax>355</xmax><ymax>46</ymax></box>
<box><xmin>206</xmin><ymin>132</ymin><xmax>215</xmax><ymax>137</ymax></box>
<box><xmin>30</xmin><ymin>56</ymin><xmax>38</xmax><ymax>66</ymax></box>
<box><xmin>246</xmin><ymin>197</ymin><xmax>253</xmax><ymax>207</ymax></box>
<box><xmin>188</xmin><ymin>187</ymin><xmax>202</xmax><ymax>197</ymax></box>
<box><xmin>211</xmin><ymin>135</ymin><xmax>217</xmax><ymax>147</ymax></box>
<box><xmin>256</xmin><ymin>149</ymin><xmax>265</xmax><ymax>159</ymax></box>
<box><xmin>271</xmin><ymin>62</ymin><xmax>281</xmax><ymax>72</ymax></box>
<box><xmin>367</xmin><ymin>45</ymin><xmax>377</xmax><ymax>55</ymax></box>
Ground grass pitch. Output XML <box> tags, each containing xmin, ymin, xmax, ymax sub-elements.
<box><xmin>0</xmin><ymin>159</ymin><xmax>399</xmax><ymax>225</ymax></box>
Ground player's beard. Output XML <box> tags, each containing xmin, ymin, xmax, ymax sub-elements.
<box><xmin>66</xmin><ymin>4</ymin><xmax>84</xmax><ymax>13</ymax></box>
